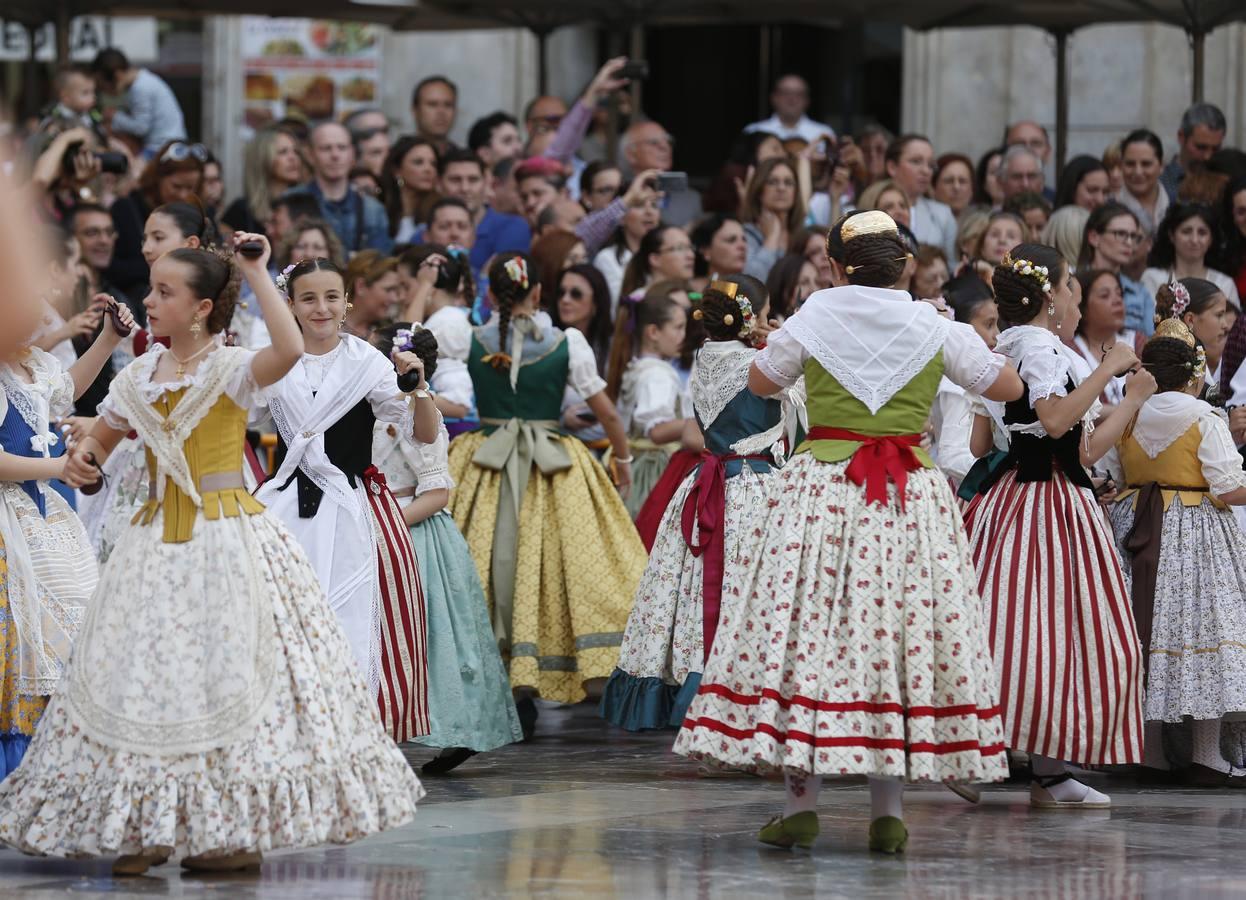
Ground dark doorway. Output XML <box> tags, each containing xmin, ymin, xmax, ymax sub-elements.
<box><xmin>641</xmin><ymin>21</ymin><xmax>902</xmax><ymax>180</ymax></box>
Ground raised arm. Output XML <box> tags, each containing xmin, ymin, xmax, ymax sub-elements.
<box><xmin>1035</xmin><ymin>343</ymin><xmax>1137</xmax><ymax>439</ymax></box>
<box><xmin>1081</xmin><ymin>368</ymin><xmax>1155</xmax><ymax>465</ymax></box>
<box><xmin>68</xmin><ymin>295</ymin><xmax>135</xmax><ymax>400</ymax></box>
<box><xmin>233</xmin><ymin>233</ymin><xmax>304</xmax><ymax>388</ymax></box>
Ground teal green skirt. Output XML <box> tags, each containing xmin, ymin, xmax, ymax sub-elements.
<box><xmin>410</xmin><ymin>510</ymin><xmax>523</xmax><ymax>751</ymax></box>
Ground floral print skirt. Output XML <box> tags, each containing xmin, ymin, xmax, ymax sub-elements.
<box><xmin>603</xmin><ymin>465</ymin><xmax>771</xmax><ymax>731</ymax></box>
<box><xmin>0</xmin><ymin>508</ymin><xmax>422</xmax><ymax>859</ymax></box>
<box><xmin>1109</xmin><ymin>496</ymin><xmax>1246</xmax><ymax>723</ymax></box>
<box><xmin>673</xmin><ymin>456</ymin><xmax>1009</xmax><ymax>784</ymax></box>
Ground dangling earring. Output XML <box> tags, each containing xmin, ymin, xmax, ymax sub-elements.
<box><xmin>1047</xmin><ymin>300</ymin><xmax>1056</xmax><ymax>317</ymax></box>
<box><xmin>190</xmin><ymin>315</ymin><xmax>203</xmax><ymax>337</ymax></box>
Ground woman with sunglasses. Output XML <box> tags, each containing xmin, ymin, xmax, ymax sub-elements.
<box><xmin>1078</xmin><ymin>201</ymin><xmax>1155</xmax><ymax>337</ymax></box>
<box><xmin>105</xmin><ymin>140</ymin><xmax>206</xmax><ymax>313</ymax></box>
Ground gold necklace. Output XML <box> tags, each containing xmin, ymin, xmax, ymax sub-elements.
<box><xmin>169</xmin><ymin>340</ymin><xmax>215</xmax><ymax>378</ymax></box>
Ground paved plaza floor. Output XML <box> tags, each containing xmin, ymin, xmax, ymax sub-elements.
<box><xmin>0</xmin><ymin>702</ymin><xmax>1244</xmax><ymax>898</ymax></box>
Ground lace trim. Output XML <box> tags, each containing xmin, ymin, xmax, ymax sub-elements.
<box><xmin>268</xmin><ymin>398</ymin><xmax>359</xmax><ymax>515</ymax></box>
<box><xmin>64</xmin><ymin>518</ymin><xmax>277</xmax><ymax>754</ymax></box>
<box><xmin>996</xmin><ymin>326</ymin><xmax>1070</xmax><ymax>406</ymax></box>
<box><xmin>1133</xmin><ymin>405</ymin><xmax>1213</xmax><ymax>459</ymax></box>
<box><xmin>785</xmin><ymin>310</ymin><xmax>949</xmax><ymax>414</ymax></box>
<box><xmin>691</xmin><ymin>343</ymin><xmax>755</xmax><ymax>429</ymax></box>
<box><xmin>111</xmin><ymin>348</ymin><xmax>247</xmax><ymax>508</ymax></box>
<box><xmin>0</xmin><ymin>350</ymin><xmax>69</xmax><ymax>454</ymax></box>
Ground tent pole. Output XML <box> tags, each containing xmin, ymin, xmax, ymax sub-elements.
<box><xmin>534</xmin><ymin>27</ymin><xmax>551</xmax><ymax>96</ymax></box>
<box><xmin>55</xmin><ymin>3</ymin><xmax>70</xmax><ymax>66</ymax></box>
<box><xmin>1191</xmin><ymin>29</ymin><xmax>1205</xmax><ymax>102</ymax></box>
<box><xmin>1053</xmin><ymin>28</ymin><xmax>1070</xmax><ymax>176</ymax></box>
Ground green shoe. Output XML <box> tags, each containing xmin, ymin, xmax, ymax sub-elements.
<box><xmin>758</xmin><ymin>811</ymin><xmax>819</xmax><ymax>849</ymax></box>
<box><xmin>868</xmin><ymin>816</ymin><xmax>908</xmax><ymax>854</ymax></box>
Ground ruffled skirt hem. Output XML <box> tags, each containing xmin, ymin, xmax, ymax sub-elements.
<box><xmin>599</xmin><ymin>669</ymin><xmax>700</xmax><ymax>732</ymax></box>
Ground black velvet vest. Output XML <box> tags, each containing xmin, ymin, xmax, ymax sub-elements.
<box><xmin>273</xmin><ymin>397</ymin><xmax>376</xmax><ymax>518</ymax></box>
<box><xmin>978</xmin><ymin>376</ymin><xmax>1093</xmax><ymax>494</ymax></box>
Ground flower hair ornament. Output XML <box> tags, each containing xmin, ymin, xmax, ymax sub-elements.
<box><xmin>1001</xmin><ymin>253</ymin><xmax>1052</xmax><ymax>305</ymax></box>
<box><xmin>708</xmin><ymin>280</ymin><xmax>756</xmax><ymax>339</ymax></box>
<box><xmin>1150</xmin><ymin>281</ymin><xmax>1206</xmax><ymax>384</ymax></box>
<box><xmin>503</xmin><ymin>256</ymin><xmax>529</xmax><ymax>290</ymax></box>
<box><xmin>274</xmin><ymin>263</ymin><xmax>298</xmax><ymax>295</ymax></box>
<box><xmin>392</xmin><ymin>323</ymin><xmax>424</xmax><ymax>354</ymax></box>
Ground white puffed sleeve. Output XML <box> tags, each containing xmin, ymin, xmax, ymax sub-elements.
<box><xmin>40</xmin><ymin>355</ymin><xmax>76</xmax><ymax>423</ymax></box>
<box><xmin>429</xmin><ymin>358</ymin><xmax>474</xmax><ymax>408</ymax></box>
<box><xmin>630</xmin><ymin>367</ymin><xmax>681</xmax><ymax>439</ymax></box>
<box><xmin>753</xmin><ymin>324</ymin><xmax>809</xmax><ymax>390</ymax></box>
<box><xmin>1198</xmin><ymin>410</ymin><xmax>1246</xmax><ymax>496</ymax></box>
<box><xmin>222</xmin><ymin>349</ymin><xmax>270</xmax><ymax>411</ymax></box>
<box><xmin>941</xmin><ymin>322</ymin><xmax>1005</xmax><ymax>396</ymax></box>
<box><xmin>1017</xmin><ymin>341</ymin><xmax>1071</xmax><ymax>406</ymax></box>
<box><xmin>411</xmin><ymin>419</ymin><xmax>454</xmax><ymax>496</ymax></box>
<box><xmin>565</xmin><ymin>328</ymin><xmax>607</xmax><ymax>399</ymax></box>
<box><xmin>366</xmin><ymin>365</ymin><xmax>416</xmax><ymax>430</ymax></box>
<box><xmin>425</xmin><ymin>308</ymin><xmax>473</xmax><ymax>362</ymax></box>
<box><xmin>930</xmin><ymin>383</ymin><xmax>976</xmax><ymax>486</ymax></box>
<box><xmin>96</xmin><ymin>389</ymin><xmax>131</xmax><ymax>433</ymax></box>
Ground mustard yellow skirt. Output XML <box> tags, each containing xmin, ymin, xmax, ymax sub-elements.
<box><xmin>448</xmin><ymin>432</ymin><xmax>646</xmax><ymax>703</ymax></box>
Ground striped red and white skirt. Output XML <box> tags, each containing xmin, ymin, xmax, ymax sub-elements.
<box><xmin>964</xmin><ymin>468</ymin><xmax>1144</xmax><ymax>765</ymax></box>
<box><xmin>362</xmin><ymin>466</ymin><xmax>430</xmax><ymax>743</ymax></box>
<box><xmin>673</xmin><ymin>456</ymin><xmax>1009</xmax><ymax>783</ymax></box>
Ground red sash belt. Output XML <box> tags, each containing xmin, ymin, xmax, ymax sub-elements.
<box><xmin>680</xmin><ymin>450</ymin><xmax>768</xmax><ymax>662</ymax></box>
<box><xmin>807</xmin><ymin>427</ymin><xmax>923</xmax><ymax>511</ymax></box>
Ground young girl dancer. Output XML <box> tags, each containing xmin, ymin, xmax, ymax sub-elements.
<box><xmin>674</xmin><ymin>211</ymin><xmax>1021</xmax><ymax>852</ymax></box>
<box><xmin>964</xmin><ymin>243</ymin><xmax>1152</xmax><ymax>808</ymax></box>
<box><xmin>602</xmin><ymin>281</ymin><xmax>784</xmax><ymax>731</ymax></box>
<box><xmin>79</xmin><ymin>201</ymin><xmax>206</xmax><ymax>562</ymax></box>
<box><xmin>0</xmin><ymin>294</ymin><xmax>133</xmax><ymax>777</ymax></box>
<box><xmin>447</xmin><ymin>252</ymin><xmax>645</xmax><ymax>737</ymax></box>
<box><xmin>1109</xmin><ymin>282</ymin><xmax>1246</xmax><ymax>784</ymax></box>
<box><xmin>372</xmin><ymin>322</ymin><xmax>522</xmax><ymax>773</ymax></box>
<box><xmin>256</xmin><ymin>257</ymin><xmax>440</xmax><ymax>745</ymax></box>
<box><xmin>605</xmin><ymin>290</ymin><xmax>695</xmax><ymax>518</ymax></box>
<box><xmin>0</xmin><ymin>235</ymin><xmax>421</xmax><ymax>874</ymax></box>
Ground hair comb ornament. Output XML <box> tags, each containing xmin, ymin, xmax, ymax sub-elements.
<box><xmin>709</xmin><ymin>280</ymin><xmax>756</xmax><ymax>338</ymax></box>
<box><xmin>840</xmin><ymin>210</ymin><xmax>899</xmax><ymax>242</ymax></box>
<box><xmin>1001</xmin><ymin>253</ymin><xmax>1051</xmax><ymax>301</ymax></box>
<box><xmin>503</xmin><ymin>257</ymin><xmax>529</xmax><ymax>289</ymax></box>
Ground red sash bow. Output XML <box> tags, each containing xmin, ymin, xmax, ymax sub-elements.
<box><xmin>807</xmin><ymin>427</ymin><xmax>923</xmax><ymax>510</ymax></box>
<box><xmin>680</xmin><ymin>450</ymin><xmax>767</xmax><ymax>662</ymax></box>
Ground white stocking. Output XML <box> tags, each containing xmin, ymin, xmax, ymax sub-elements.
<box><xmin>868</xmin><ymin>776</ymin><xmax>903</xmax><ymax>820</ymax></box>
<box><xmin>782</xmin><ymin>773</ymin><xmax>822</xmax><ymax>818</ymax></box>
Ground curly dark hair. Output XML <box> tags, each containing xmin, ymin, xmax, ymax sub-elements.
<box><xmin>696</xmin><ymin>285</ymin><xmax>756</xmax><ymax>343</ymax></box>
<box><xmin>373</xmin><ymin>321</ymin><xmax>439</xmax><ymax>381</ymax></box>
<box><xmin>166</xmin><ymin>247</ymin><xmax>238</xmax><ymax>334</ymax></box>
<box><xmin>992</xmin><ymin>242</ymin><xmax>1064</xmax><ymax>325</ymax></box>
<box><xmin>486</xmin><ymin>251</ymin><xmax>540</xmax><ymax>371</ymax></box>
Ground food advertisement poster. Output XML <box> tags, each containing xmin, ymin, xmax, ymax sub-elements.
<box><xmin>241</xmin><ymin>16</ymin><xmax>381</xmax><ymax>136</ymax></box>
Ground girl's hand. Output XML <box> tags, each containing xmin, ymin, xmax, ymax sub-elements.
<box><xmin>1124</xmin><ymin>367</ymin><xmax>1157</xmax><ymax>403</ymax></box>
<box><xmin>393</xmin><ymin>350</ymin><xmax>426</xmax><ymax>389</ymax></box>
<box><xmin>232</xmin><ymin>232</ymin><xmax>272</xmax><ymax>271</ymax></box>
<box><xmin>61</xmin><ymin>449</ymin><xmax>99</xmax><ymax>488</ymax></box>
<box><xmin>1103</xmin><ymin>342</ymin><xmax>1140</xmax><ymax>377</ymax></box>
<box><xmin>66</xmin><ymin>305</ymin><xmax>104</xmax><ymax>339</ymax></box>
<box><xmin>611</xmin><ymin>458</ymin><xmax>632</xmax><ymax>499</ymax></box>
<box><xmin>417</xmin><ymin>253</ymin><xmax>446</xmax><ymax>288</ymax></box>
<box><xmin>58</xmin><ymin>416</ymin><xmax>92</xmax><ymax>448</ymax></box>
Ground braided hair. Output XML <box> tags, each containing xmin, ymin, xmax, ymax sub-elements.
<box><xmin>991</xmin><ymin>242</ymin><xmax>1063</xmax><ymax>325</ymax></box>
<box><xmin>486</xmin><ymin>251</ymin><xmax>539</xmax><ymax>371</ymax></box>
<box><xmin>165</xmin><ymin>247</ymin><xmax>239</xmax><ymax>334</ymax></box>
<box><xmin>1141</xmin><ymin>335</ymin><xmax>1200</xmax><ymax>393</ymax></box>
<box><xmin>825</xmin><ymin>212</ymin><xmax>910</xmax><ymax>288</ymax></box>
<box><xmin>373</xmin><ymin>321</ymin><xmax>439</xmax><ymax>381</ymax></box>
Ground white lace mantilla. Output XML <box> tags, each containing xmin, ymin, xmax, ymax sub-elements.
<box><xmin>0</xmin><ymin>349</ymin><xmax>73</xmax><ymax>458</ymax></box>
<box><xmin>1131</xmin><ymin>394</ymin><xmax>1218</xmax><ymax>459</ymax></box>
<box><xmin>691</xmin><ymin>342</ymin><xmax>756</xmax><ymax>430</ymax></box>
<box><xmin>785</xmin><ymin>295</ymin><xmax>950</xmax><ymax>415</ymax></box>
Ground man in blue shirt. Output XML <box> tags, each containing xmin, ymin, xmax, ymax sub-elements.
<box><xmin>290</xmin><ymin>122</ymin><xmax>392</xmax><ymax>255</ymax></box>
<box><xmin>437</xmin><ymin>148</ymin><xmax>529</xmax><ymax>276</ymax></box>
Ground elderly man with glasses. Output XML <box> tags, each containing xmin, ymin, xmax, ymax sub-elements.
<box><xmin>999</xmin><ymin>145</ymin><xmax>1046</xmax><ymax>206</ymax></box>
<box><xmin>622</xmin><ymin>121</ymin><xmax>702</xmax><ymax>227</ymax></box>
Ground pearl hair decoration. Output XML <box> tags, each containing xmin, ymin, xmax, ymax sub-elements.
<box><xmin>723</xmin><ymin>313</ymin><xmax>734</xmax><ymax>326</ymax></box>
<box><xmin>1002</xmin><ymin>253</ymin><xmax>1052</xmax><ymax>295</ymax></box>
<box><xmin>692</xmin><ymin>308</ymin><xmax>704</xmax><ymax>320</ymax></box>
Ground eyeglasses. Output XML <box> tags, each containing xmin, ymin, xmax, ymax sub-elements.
<box><xmin>658</xmin><ymin>243</ymin><xmax>692</xmax><ymax>254</ymax></box>
<box><xmin>560</xmin><ymin>286</ymin><xmax>586</xmax><ymax>300</ymax></box>
<box><xmin>160</xmin><ymin>142</ymin><xmax>209</xmax><ymax>164</ymax></box>
<box><xmin>1104</xmin><ymin>228</ymin><xmax>1144</xmax><ymax>244</ymax></box>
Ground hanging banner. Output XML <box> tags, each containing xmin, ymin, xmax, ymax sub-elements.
<box><xmin>240</xmin><ymin>16</ymin><xmax>383</xmax><ymax>135</ymax></box>
<box><xmin>0</xmin><ymin>17</ymin><xmax>157</xmax><ymax>62</ymax></box>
